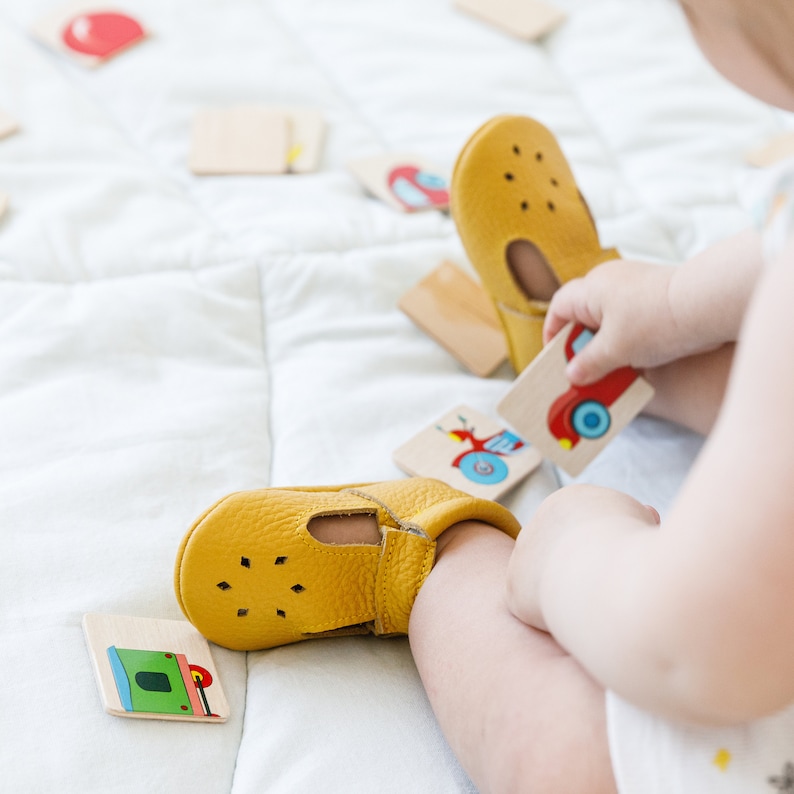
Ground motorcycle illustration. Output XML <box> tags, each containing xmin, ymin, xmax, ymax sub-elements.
<box><xmin>439</xmin><ymin>415</ymin><xmax>526</xmax><ymax>485</ymax></box>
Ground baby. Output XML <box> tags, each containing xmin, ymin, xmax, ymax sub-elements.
<box><xmin>176</xmin><ymin>1</ymin><xmax>794</xmax><ymax>791</ymax></box>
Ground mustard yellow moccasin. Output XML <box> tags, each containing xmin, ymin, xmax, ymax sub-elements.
<box><xmin>175</xmin><ymin>478</ymin><xmax>520</xmax><ymax>651</ymax></box>
<box><xmin>451</xmin><ymin>115</ymin><xmax>619</xmax><ymax>373</ymax></box>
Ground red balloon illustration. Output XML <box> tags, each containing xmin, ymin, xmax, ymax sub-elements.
<box><xmin>61</xmin><ymin>11</ymin><xmax>144</xmax><ymax>58</ymax></box>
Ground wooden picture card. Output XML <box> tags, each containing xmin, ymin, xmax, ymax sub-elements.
<box><xmin>393</xmin><ymin>404</ymin><xmax>542</xmax><ymax>499</ymax></box>
<box><xmin>32</xmin><ymin>2</ymin><xmax>147</xmax><ymax>68</ymax></box>
<box><xmin>399</xmin><ymin>260</ymin><xmax>508</xmax><ymax>377</ymax></box>
<box><xmin>497</xmin><ymin>323</ymin><xmax>654</xmax><ymax>477</ymax></box>
<box><xmin>348</xmin><ymin>153</ymin><xmax>450</xmax><ymax>212</ymax></box>
<box><xmin>746</xmin><ymin>131</ymin><xmax>794</xmax><ymax>168</ymax></box>
<box><xmin>83</xmin><ymin>613</ymin><xmax>229</xmax><ymax>722</ymax></box>
<box><xmin>0</xmin><ymin>110</ymin><xmax>19</xmax><ymax>141</ymax></box>
<box><xmin>454</xmin><ymin>0</ymin><xmax>566</xmax><ymax>41</ymax></box>
<box><xmin>283</xmin><ymin>107</ymin><xmax>326</xmax><ymax>174</ymax></box>
<box><xmin>189</xmin><ymin>105</ymin><xmax>325</xmax><ymax>176</ymax></box>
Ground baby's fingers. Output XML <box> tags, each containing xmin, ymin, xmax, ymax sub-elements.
<box><xmin>565</xmin><ymin>330</ymin><xmax>622</xmax><ymax>385</ymax></box>
<box><xmin>543</xmin><ymin>279</ymin><xmax>597</xmax><ymax>344</ymax></box>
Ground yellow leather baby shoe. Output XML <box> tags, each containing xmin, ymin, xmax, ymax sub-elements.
<box><xmin>175</xmin><ymin>478</ymin><xmax>520</xmax><ymax>651</ymax></box>
<box><xmin>451</xmin><ymin>115</ymin><xmax>619</xmax><ymax>373</ymax></box>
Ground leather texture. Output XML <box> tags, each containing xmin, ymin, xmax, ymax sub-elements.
<box><xmin>451</xmin><ymin>114</ymin><xmax>619</xmax><ymax>373</ymax></box>
<box><xmin>175</xmin><ymin>478</ymin><xmax>520</xmax><ymax>650</ymax></box>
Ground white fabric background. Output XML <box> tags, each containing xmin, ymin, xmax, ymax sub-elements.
<box><xmin>0</xmin><ymin>1</ymin><xmax>788</xmax><ymax>791</ymax></box>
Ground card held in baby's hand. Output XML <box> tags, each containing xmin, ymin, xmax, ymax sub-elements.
<box><xmin>398</xmin><ymin>261</ymin><xmax>508</xmax><ymax>377</ymax></box>
<box><xmin>497</xmin><ymin>323</ymin><xmax>654</xmax><ymax>477</ymax></box>
<box><xmin>393</xmin><ymin>404</ymin><xmax>541</xmax><ymax>500</ymax></box>
<box><xmin>454</xmin><ymin>0</ymin><xmax>566</xmax><ymax>41</ymax></box>
<box><xmin>83</xmin><ymin>613</ymin><xmax>229</xmax><ymax>722</ymax></box>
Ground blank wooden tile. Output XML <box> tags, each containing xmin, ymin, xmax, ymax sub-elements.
<box><xmin>746</xmin><ymin>131</ymin><xmax>794</xmax><ymax>167</ymax></box>
<box><xmin>454</xmin><ymin>0</ymin><xmax>566</xmax><ymax>40</ymax></box>
<box><xmin>399</xmin><ymin>260</ymin><xmax>508</xmax><ymax>377</ymax></box>
<box><xmin>283</xmin><ymin>108</ymin><xmax>326</xmax><ymax>173</ymax></box>
<box><xmin>0</xmin><ymin>111</ymin><xmax>19</xmax><ymax>141</ymax></box>
<box><xmin>189</xmin><ymin>106</ymin><xmax>289</xmax><ymax>176</ymax></box>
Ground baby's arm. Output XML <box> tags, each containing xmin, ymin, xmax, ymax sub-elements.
<box><xmin>508</xmin><ymin>243</ymin><xmax>794</xmax><ymax>724</ymax></box>
<box><xmin>545</xmin><ymin>228</ymin><xmax>764</xmax><ymax>385</ymax></box>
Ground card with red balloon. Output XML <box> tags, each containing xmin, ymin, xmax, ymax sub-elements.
<box><xmin>32</xmin><ymin>2</ymin><xmax>147</xmax><ymax>67</ymax></box>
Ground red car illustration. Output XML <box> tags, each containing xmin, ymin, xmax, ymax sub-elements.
<box><xmin>388</xmin><ymin>165</ymin><xmax>449</xmax><ymax>210</ymax></box>
<box><xmin>547</xmin><ymin>324</ymin><xmax>638</xmax><ymax>450</ymax></box>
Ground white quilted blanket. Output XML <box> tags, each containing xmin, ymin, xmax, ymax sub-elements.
<box><xmin>0</xmin><ymin>1</ymin><xmax>786</xmax><ymax>791</ymax></box>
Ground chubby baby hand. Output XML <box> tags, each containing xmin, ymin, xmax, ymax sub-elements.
<box><xmin>505</xmin><ymin>484</ymin><xmax>660</xmax><ymax>633</ymax></box>
<box><xmin>543</xmin><ymin>259</ymin><xmax>682</xmax><ymax>385</ymax></box>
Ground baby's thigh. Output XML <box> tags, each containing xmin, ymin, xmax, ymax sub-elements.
<box><xmin>410</xmin><ymin>524</ymin><xmax>617</xmax><ymax>793</ymax></box>
<box><xmin>505</xmin><ymin>650</ymin><xmax>618</xmax><ymax>793</ymax></box>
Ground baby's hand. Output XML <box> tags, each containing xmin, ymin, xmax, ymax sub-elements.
<box><xmin>544</xmin><ymin>260</ymin><xmax>682</xmax><ymax>384</ymax></box>
<box><xmin>505</xmin><ymin>485</ymin><xmax>660</xmax><ymax>633</ymax></box>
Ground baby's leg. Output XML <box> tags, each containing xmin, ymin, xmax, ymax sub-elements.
<box><xmin>643</xmin><ymin>343</ymin><xmax>734</xmax><ymax>436</ymax></box>
<box><xmin>409</xmin><ymin>521</ymin><xmax>616</xmax><ymax>794</ymax></box>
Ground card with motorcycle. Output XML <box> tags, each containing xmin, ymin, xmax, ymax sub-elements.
<box><xmin>393</xmin><ymin>404</ymin><xmax>541</xmax><ymax>500</ymax></box>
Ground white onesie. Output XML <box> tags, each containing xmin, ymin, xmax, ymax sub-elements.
<box><xmin>606</xmin><ymin>157</ymin><xmax>794</xmax><ymax>794</ymax></box>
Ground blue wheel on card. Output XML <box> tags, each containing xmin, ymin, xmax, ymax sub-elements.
<box><xmin>572</xmin><ymin>400</ymin><xmax>611</xmax><ymax>439</ymax></box>
<box><xmin>458</xmin><ymin>452</ymin><xmax>508</xmax><ymax>485</ymax></box>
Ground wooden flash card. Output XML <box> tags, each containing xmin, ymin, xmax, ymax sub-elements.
<box><xmin>283</xmin><ymin>107</ymin><xmax>326</xmax><ymax>174</ymax></box>
<box><xmin>189</xmin><ymin>106</ymin><xmax>325</xmax><ymax>176</ymax></box>
<box><xmin>393</xmin><ymin>404</ymin><xmax>541</xmax><ymax>499</ymax></box>
<box><xmin>348</xmin><ymin>154</ymin><xmax>449</xmax><ymax>212</ymax></box>
<box><xmin>189</xmin><ymin>106</ymin><xmax>289</xmax><ymax>176</ymax></box>
<box><xmin>454</xmin><ymin>0</ymin><xmax>566</xmax><ymax>41</ymax></box>
<box><xmin>83</xmin><ymin>613</ymin><xmax>229</xmax><ymax>722</ymax></box>
<box><xmin>32</xmin><ymin>2</ymin><xmax>147</xmax><ymax>67</ymax></box>
<box><xmin>746</xmin><ymin>131</ymin><xmax>794</xmax><ymax>168</ymax></box>
<box><xmin>399</xmin><ymin>260</ymin><xmax>508</xmax><ymax>377</ymax></box>
<box><xmin>497</xmin><ymin>323</ymin><xmax>654</xmax><ymax>477</ymax></box>
<box><xmin>0</xmin><ymin>111</ymin><xmax>19</xmax><ymax>141</ymax></box>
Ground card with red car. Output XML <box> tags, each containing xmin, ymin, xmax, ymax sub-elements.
<box><xmin>497</xmin><ymin>322</ymin><xmax>654</xmax><ymax>477</ymax></box>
